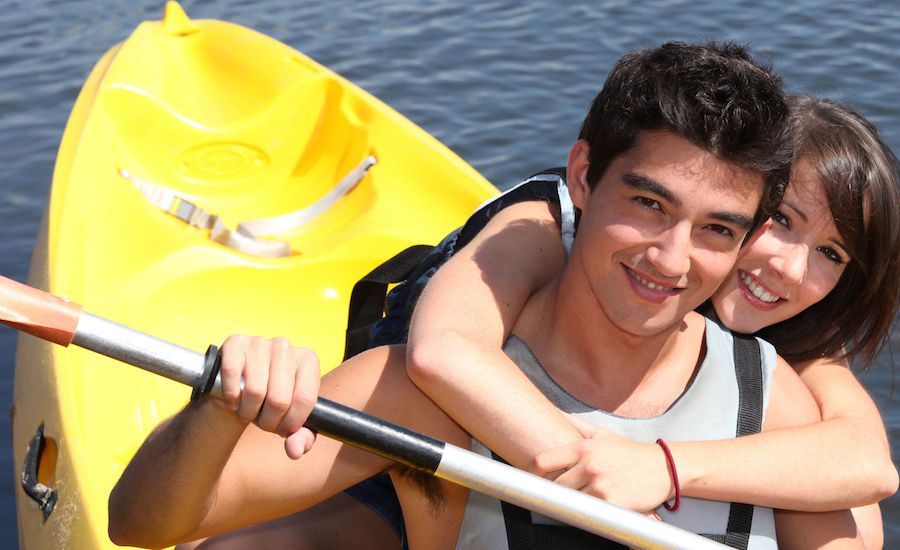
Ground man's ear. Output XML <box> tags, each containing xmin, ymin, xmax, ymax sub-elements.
<box><xmin>566</xmin><ymin>140</ymin><xmax>592</xmax><ymax>209</ymax></box>
<box><xmin>739</xmin><ymin>217</ymin><xmax>772</xmax><ymax>257</ymax></box>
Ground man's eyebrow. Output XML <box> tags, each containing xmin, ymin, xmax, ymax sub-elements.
<box><xmin>623</xmin><ymin>172</ymin><xmax>754</xmax><ymax>230</ymax></box>
<box><xmin>711</xmin><ymin>211</ymin><xmax>755</xmax><ymax>231</ymax></box>
<box><xmin>622</xmin><ymin>173</ymin><xmax>680</xmax><ymax>206</ymax></box>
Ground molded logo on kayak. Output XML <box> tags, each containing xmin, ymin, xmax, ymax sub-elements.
<box><xmin>177</xmin><ymin>143</ymin><xmax>269</xmax><ymax>182</ymax></box>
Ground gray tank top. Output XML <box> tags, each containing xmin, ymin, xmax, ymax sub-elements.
<box><xmin>455</xmin><ymin>317</ymin><xmax>778</xmax><ymax>549</ymax></box>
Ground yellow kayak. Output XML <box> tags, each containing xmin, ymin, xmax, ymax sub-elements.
<box><xmin>12</xmin><ymin>2</ymin><xmax>496</xmax><ymax>548</ymax></box>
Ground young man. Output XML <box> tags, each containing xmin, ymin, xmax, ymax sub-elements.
<box><xmin>108</xmin><ymin>42</ymin><xmax>861</xmax><ymax>549</ymax></box>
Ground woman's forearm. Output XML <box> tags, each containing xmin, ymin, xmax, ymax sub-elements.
<box><xmin>674</xmin><ymin>356</ymin><xmax>897</xmax><ymax>511</ymax></box>
<box><xmin>675</xmin><ymin>414</ymin><xmax>896</xmax><ymax>511</ymax></box>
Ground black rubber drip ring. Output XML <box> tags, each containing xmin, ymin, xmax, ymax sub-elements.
<box><xmin>191</xmin><ymin>345</ymin><xmax>220</xmax><ymax>401</ymax></box>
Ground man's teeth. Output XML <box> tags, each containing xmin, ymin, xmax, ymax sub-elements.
<box><xmin>631</xmin><ymin>269</ymin><xmax>675</xmax><ymax>291</ymax></box>
<box><xmin>740</xmin><ymin>272</ymin><xmax>779</xmax><ymax>303</ymax></box>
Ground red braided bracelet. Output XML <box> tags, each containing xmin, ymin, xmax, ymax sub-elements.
<box><xmin>655</xmin><ymin>438</ymin><xmax>681</xmax><ymax>512</ymax></box>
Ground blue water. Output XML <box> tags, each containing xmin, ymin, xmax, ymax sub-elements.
<box><xmin>0</xmin><ymin>0</ymin><xmax>897</xmax><ymax>547</ymax></box>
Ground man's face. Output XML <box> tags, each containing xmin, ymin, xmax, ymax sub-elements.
<box><xmin>565</xmin><ymin>130</ymin><xmax>764</xmax><ymax>337</ymax></box>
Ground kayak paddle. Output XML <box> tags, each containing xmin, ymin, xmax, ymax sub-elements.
<box><xmin>0</xmin><ymin>274</ymin><xmax>727</xmax><ymax>549</ymax></box>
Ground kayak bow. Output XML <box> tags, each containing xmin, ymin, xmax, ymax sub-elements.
<box><xmin>13</xmin><ymin>2</ymin><xmax>495</xmax><ymax>548</ymax></box>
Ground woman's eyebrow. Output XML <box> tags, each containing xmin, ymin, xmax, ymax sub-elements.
<box><xmin>784</xmin><ymin>200</ymin><xmax>808</xmax><ymax>223</ymax></box>
<box><xmin>833</xmin><ymin>239</ymin><xmax>849</xmax><ymax>254</ymax></box>
<box><xmin>786</xmin><ymin>199</ymin><xmax>850</xmax><ymax>255</ymax></box>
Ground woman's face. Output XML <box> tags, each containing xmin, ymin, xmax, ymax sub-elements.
<box><xmin>713</xmin><ymin>159</ymin><xmax>850</xmax><ymax>334</ymax></box>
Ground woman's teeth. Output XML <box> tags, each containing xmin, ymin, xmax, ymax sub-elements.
<box><xmin>740</xmin><ymin>272</ymin><xmax>779</xmax><ymax>303</ymax></box>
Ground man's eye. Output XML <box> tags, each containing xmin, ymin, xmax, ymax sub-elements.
<box><xmin>634</xmin><ymin>197</ymin><xmax>661</xmax><ymax>210</ymax></box>
<box><xmin>707</xmin><ymin>224</ymin><xmax>735</xmax><ymax>239</ymax></box>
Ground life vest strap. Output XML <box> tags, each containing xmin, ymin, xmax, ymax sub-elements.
<box><xmin>497</xmin><ymin>335</ymin><xmax>764</xmax><ymax>550</ymax></box>
<box><xmin>343</xmin><ymin>244</ymin><xmax>436</xmax><ymax>361</ymax></box>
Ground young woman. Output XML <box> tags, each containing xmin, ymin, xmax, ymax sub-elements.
<box><xmin>405</xmin><ymin>95</ymin><xmax>899</xmax><ymax>547</ymax></box>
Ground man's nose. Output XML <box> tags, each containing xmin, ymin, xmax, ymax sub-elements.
<box><xmin>645</xmin><ymin>224</ymin><xmax>692</xmax><ymax>278</ymax></box>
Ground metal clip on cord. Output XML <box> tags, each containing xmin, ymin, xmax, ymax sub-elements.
<box><xmin>119</xmin><ymin>155</ymin><xmax>377</xmax><ymax>258</ymax></box>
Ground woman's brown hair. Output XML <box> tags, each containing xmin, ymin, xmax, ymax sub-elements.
<box><xmin>755</xmin><ymin>95</ymin><xmax>900</xmax><ymax>368</ymax></box>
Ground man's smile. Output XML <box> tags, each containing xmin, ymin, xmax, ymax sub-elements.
<box><xmin>623</xmin><ymin>265</ymin><xmax>684</xmax><ymax>303</ymax></box>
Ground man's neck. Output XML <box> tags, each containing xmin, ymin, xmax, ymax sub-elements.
<box><xmin>513</xmin><ymin>276</ymin><xmax>707</xmax><ymax>418</ymax></box>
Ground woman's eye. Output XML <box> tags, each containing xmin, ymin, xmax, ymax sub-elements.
<box><xmin>817</xmin><ymin>246</ymin><xmax>846</xmax><ymax>265</ymax></box>
<box><xmin>634</xmin><ymin>197</ymin><xmax>661</xmax><ymax>210</ymax></box>
<box><xmin>772</xmin><ymin>210</ymin><xmax>791</xmax><ymax>229</ymax></box>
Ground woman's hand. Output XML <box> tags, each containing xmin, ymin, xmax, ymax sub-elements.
<box><xmin>219</xmin><ymin>334</ymin><xmax>321</xmax><ymax>459</ymax></box>
<box><xmin>530</xmin><ymin>415</ymin><xmax>674</xmax><ymax>513</ymax></box>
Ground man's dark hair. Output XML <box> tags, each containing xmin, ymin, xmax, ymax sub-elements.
<box><xmin>578</xmin><ymin>41</ymin><xmax>791</xmax><ymax>231</ymax></box>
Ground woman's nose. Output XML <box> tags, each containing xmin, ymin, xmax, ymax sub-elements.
<box><xmin>768</xmin><ymin>242</ymin><xmax>808</xmax><ymax>287</ymax></box>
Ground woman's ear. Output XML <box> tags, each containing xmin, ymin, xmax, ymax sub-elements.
<box><xmin>566</xmin><ymin>140</ymin><xmax>592</xmax><ymax>209</ymax></box>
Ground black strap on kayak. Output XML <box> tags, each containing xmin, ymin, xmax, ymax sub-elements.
<box><xmin>497</xmin><ymin>334</ymin><xmax>765</xmax><ymax>550</ymax></box>
<box><xmin>343</xmin><ymin>244</ymin><xmax>435</xmax><ymax>361</ymax></box>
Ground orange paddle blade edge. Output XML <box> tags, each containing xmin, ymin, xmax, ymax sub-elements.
<box><xmin>0</xmin><ymin>276</ymin><xmax>82</xmax><ymax>346</ymax></box>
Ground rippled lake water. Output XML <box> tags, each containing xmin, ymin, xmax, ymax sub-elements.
<box><xmin>1</xmin><ymin>0</ymin><xmax>898</xmax><ymax>547</ymax></box>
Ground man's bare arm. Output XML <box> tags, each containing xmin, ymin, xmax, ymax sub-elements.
<box><xmin>109</xmin><ymin>343</ymin><xmax>467</xmax><ymax>548</ymax></box>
